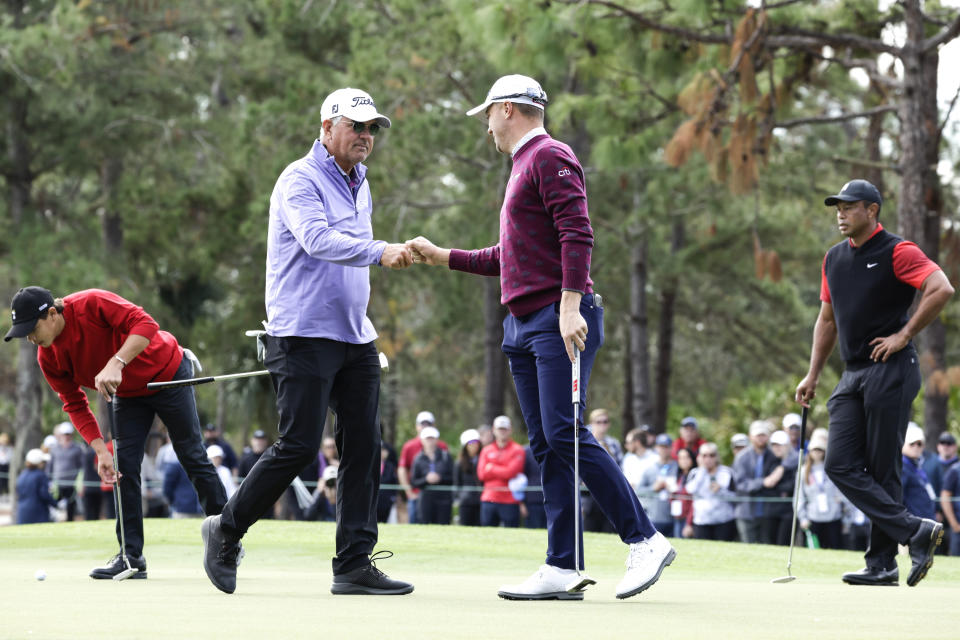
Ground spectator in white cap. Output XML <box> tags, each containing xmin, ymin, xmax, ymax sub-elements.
<box><xmin>48</xmin><ymin>421</ymin><xmax>84</xmax><ymax>521</ymax></box>
<box><xmin>797</xmin><ymin>430</ymin><xmax>845</xmax><ymax>549</ymax></box>
<box><xmin>410</xmin><ymin>426</ymin><xmax>454</xmax><ymax>524</ymax></box>
<box><xmin>398</xmin><ymin>410</ymin><xmax>449</xmax><ymax>525</ymax></box>
<box><xmin>730</xmin><ymin>433</ymin><xmax>749</xmax><ymax>460</ymax></box>
<box><xmin>207</xmin><ymin>445</ymin><xmax>236</xmax><ymax>500</ymax></box>
<box><xmin>16</xmin><ymin>448</ymin><xmax>57</xmax><ymax>524</ymax></box>
<box><xmin>408</xmin><ymin>73</ymin><xmax>675</xmax><ymax>601</ymax></box>
<box><xmin>767</xmin><ymin>429</ymin><xmax>798</xmax><ymax>545</ymax></box>
<box><xmin>201</xmin><ymin>84</ymin><xmax>414</xmax><ymax>597</ymax></box>
<box><xmin>732</xmin><ymin>419</ymin><xmax>781</xmax><ymax>544</ymax></box>
<box><xmin>455</xmin><ymin>428</ymin><xmax>483</xmax><ymax>526</ymax></box>
<box><xmin>901</xmin><ymin>423</ymin><xmax>936</xmax><ymax>521</ymax></box>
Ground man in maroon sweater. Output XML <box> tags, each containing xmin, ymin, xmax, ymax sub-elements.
<box><xmin>5</xmin><ymin>286</ymin><xmax>226</xmax><ymax>578</ymax></box>
<box><xmin>408</xmin><ymin>75</ymin><xmax>674</xmax><ymax>601</ymax></box>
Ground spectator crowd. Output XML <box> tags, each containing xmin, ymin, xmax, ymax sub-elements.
<box><xmin>3</xmin><ymin>408</ymin><xmax>959</xmax><ymax>559</ymax></box>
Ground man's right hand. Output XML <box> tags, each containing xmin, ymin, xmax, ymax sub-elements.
<box><xmin>406</xmin><ymin>236</ymin><xmax>450</xmax><ymax>266</ymax></box>
<box><xmin>92</xmin><ymin>439</ymin><xmax>118</xmax><ymax>484</ymax></box>
<box><xmin>795</xmin><ymin>374</ymin><xmax>817</xmax><ymax>407</ymax></box>
<box><xmin>380</xmin><ymin>243</ymin><xmax>414</xmax><ymax>269</ymax></box>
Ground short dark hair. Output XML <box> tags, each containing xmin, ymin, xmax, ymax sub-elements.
<box><xmin>514</xmin><ymin>102</ymin><xmax>544</xmax><ymax>122</ymax></box>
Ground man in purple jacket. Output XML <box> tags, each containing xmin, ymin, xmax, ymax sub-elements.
<box><xmin>408</xmin><ymin>75</ymin><xmax>674</xmax><ymax>601</ymax></box>
<box><xmin>202</xmin><ymin>87</ymin><xmax>414</xmax><ymax>596</ymax></box>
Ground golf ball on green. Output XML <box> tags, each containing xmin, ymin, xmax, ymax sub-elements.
<box><xmin>35</xmin><ymin>569</ymin><xmax>46</xmax><ymax>581</ymax></box>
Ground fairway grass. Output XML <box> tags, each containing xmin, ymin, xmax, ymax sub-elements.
<box><xmin>1</xmin><ymin>519</ymin><xmax>957</xmax><ymax>639</ymax></box>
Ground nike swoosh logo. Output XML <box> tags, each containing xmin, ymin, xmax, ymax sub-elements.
<box><xmin>867</xmin><ymin>263</ymin><xmax>878</xmax><ymax>269</ymax></box>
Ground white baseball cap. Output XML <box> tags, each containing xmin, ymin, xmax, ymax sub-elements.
<box><xmin>25</xmin><ymin>448</ymin><xmax>50</xmax><ymax>465</ymax></box>
<box><xmin>420</xmin><ymin>426</ymin><xmax>440</xmax><ymax>440</ymax></box>
<box><xmin>460</xmin><ymin>428</ymin><xmax>480</xmax><ymax>446</ymax></box>
<box><xmin>416</xmin><ymin>411</ymin><xmax>435</xmax><ymax>425</ymax></box>
<box><xmin>206</xmin><ymin>444</ymin><xmax>225</xmax><ymax>459</ymax></box>
<box><xmin>906</xmin><ymin>422</ymin><xmax>925</xmax><ymax>445</ymax></box>
<box><xmin>466</xmin><ymin>74</ymin><xmax>548</xmax><ymax>116</ymax></box>
<box><xmin>320</xmin><ymin>88</ymin><xmax>391</xmax><ymax>128</ymax></box>
<box><xmin>770</xmin><ymin>430</ymin><xmax>790</xmax><ymax>446</ymax></box>
<box><xmin>493</xmin><ymin>415</ymin><xmax>512</xmax><ymax>429</ymax></box>
<box><xmin>54</xmin><ymin>422</ymin><xmax>75</xmax><ymax>435</ymax></box>
<box><xmin>782</xmin><ymin>412</ymin><xmax>802</xmax><ymax>429</ymax></box>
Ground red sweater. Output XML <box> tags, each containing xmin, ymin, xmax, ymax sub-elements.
<box><xmin>448</xmin><ymin>133</ymin><xmax>594</xmax><ymax>317</ymax></box>
<box><xmin>37</xmin><ymin>289</ymin><xmax>183</xmax><ymax>444</ymax></box>
<box><xmin>476</xmin><ymin>440</ymin><xmax>525</xmax><ymax>504</ymax></box>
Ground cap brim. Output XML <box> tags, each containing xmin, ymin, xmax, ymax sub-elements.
<box><xmin>824</xmin><ymin>195</ymin><xmax>861</xmax><ymax>206</ymax></box>
<box><xmin>4</xmin><ymin>320</ymin><xmax>37</xmax><ymax>342</ymax></box>
<box><xmin>466</xmin><ymin>100</ymin><xmax>492</xmax><ymax>117</ymax></box>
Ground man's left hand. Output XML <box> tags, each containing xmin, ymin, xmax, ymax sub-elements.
<box><xmin>868</xmin><ymin>331</ymin><xmax>909</xmax><ymax>362</ymax></box>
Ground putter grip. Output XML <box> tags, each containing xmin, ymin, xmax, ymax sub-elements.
<box><xmin>572</xmin><ymin>350</ymin><xmax>581</xmax><ymax>404</ymax></box>
<box><xmin>146</xmin><ymin>376</ymin><xmax>214</xmax><ymax>390</ymax></box>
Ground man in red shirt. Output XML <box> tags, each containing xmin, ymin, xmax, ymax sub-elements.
<box><xmin>671</xmin><ymin>416</ymin><xmax>706</xmax><ymax>460</ymax></box>
<box><xmin>5</xmin><ymin>287</ymin><xmax>227</xmax><ymax>578</ymax></box>
<box><xmin>477</xmin><ymin>415</ymin><xmax>525</xmax><ymax>527</ymax></box>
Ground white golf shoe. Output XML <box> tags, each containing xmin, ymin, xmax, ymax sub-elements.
<box><xmin>498</xmin><ymin>564</ymin><xmax>585</xmax><ymax>600</ymax></box>
<box><xmin>615</xmin><ymin>532</ymin><xmax>677</xmax><ymax>599</ymax></box>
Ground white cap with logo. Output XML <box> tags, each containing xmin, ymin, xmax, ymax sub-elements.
<box><xmin>493</xmin><ymin>415</ymin><xmax>512</xmax><ymax>429</ymax></box>
<box><xmin>320</xmin><ymin>88</ymin><xmax>392</xmax><ymax>128</ymax></box>
<box><xmin>466</xmin><ymin>74</ymin><xmax>548</xmax><ymax>116</ymax></box>
<box><xmin>416</xmin><ymin>411</ymin><xmax>435</xmax><ymax>425</ymax></box>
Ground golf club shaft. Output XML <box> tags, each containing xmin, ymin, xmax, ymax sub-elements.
<box><xmin>108</xmin><ymin>401</ymin><xmax>131</xmax><ymax>569</ymax></box>
<box><xmin>146</xmin><ymin>369</ymin><xmax>270</xmax><ymax>390</ymax></box>
<box><xmin>785</xmin><ymin>406</ymin><xmax>809</xmax><ymax>570</ymax></box>
<box><xmin>572</xmin><ymin>349</ymin><xmax>581</xmax><ymax>573</ymax></box>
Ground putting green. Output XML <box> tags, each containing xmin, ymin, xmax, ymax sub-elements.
<box><xmin>1</xmin><ymin>520</ymin><xmax>956</xmax><ymax>639</ymax></box>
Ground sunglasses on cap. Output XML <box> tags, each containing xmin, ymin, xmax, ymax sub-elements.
<box><xmin>491</xmin><ymin>87</ymin><xmax>549</xmax><ymax>105</ymax></box>
<box><xmin>344</xmin><ymin>119</ymin><xmax>381</xmax><ymax>136</ymax></box>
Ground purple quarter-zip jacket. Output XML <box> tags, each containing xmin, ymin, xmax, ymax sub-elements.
<box><xmin>265</xmin><ymin>140</ymin><xmax>387</xmax><ymax>342</ymax></box>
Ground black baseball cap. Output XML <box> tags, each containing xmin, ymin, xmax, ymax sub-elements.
<box><xmin>252</xmin><ymin>429</ymin><xmax>267</xmax><ymax>439</ymax></box>
<box><xmin>4</xmin><ymin>287</ymin><xmax>55</xmax><ymax>342</ymax></box>
<box><xmin>824</xmin><ymin>179</ymin><xmax>883</xmax><ymax>208</ymax></box>
<box><xmin>938</xmin><ymin>432</ymin><xmax>957</xmax><ymax>445</ymax></box>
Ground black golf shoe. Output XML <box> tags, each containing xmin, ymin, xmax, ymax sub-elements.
<box><xmin>841</xmin><ymin>566</ymin><xmax>899</xmax><ymax>586</ymax></box>
<box><xmin>331</xmin><ymin>551</ymin><xmax>413</xmax><ymax>595</ymax></box>
<box><xmin>201</xmin><ymin>515</ymin><xmax>243</xmax><ymax>594</ymax></box>
<box><xmin>89</xmin><ymin>553</ymin><xmax>147</xmax><ymax>579</ymax></box>
<box><xmin>906</xmin><ymin>518</ymin><xmax>944</xmax><ymax>587</ymax></box>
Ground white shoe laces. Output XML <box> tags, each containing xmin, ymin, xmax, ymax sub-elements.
<box><xmin>626</xmin><ymin>538</ymin><xmax>660</xmax><ymax>570</ymax></box>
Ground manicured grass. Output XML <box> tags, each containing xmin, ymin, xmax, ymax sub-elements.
<box><xmin>1</xmin><ymin>519</ymin><xmax>957</xmax><ymax>639</ymax></box>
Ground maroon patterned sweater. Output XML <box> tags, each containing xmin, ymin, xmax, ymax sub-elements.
<box><xmin>448</xmin><ymin>133</ymin><xmax>594</xmax><ymax>317</ymax></box>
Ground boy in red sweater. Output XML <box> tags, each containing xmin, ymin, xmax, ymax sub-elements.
<box><xmin>5</xmin><ymin>286</ymin><xmax>227</xmax><ymax>578</ymax></box>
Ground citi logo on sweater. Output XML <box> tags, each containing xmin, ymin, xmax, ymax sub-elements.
<box><xmin>557</xmin><ymin>167</ymin><xmax>572</xmax><ymax>177</ymax></box>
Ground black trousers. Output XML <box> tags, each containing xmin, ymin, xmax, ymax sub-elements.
<box><xmin>116</xmin><ymin>356</ymin><xmax>227</xmax><ymax>558</ymax></box>
<box><xmin>824</xmin><ymin>347</ymin><xmax>922</xmax><ymax>571</ymax></box>
<box><xmin>220</xmin><ymin>336</ymin><xmax>381</xmax><ymax>575</ymax></box>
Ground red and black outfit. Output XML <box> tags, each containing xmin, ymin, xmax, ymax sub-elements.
<box><xmin>39</xmin><ymin>289</ymin><xmax>225</xmax><ymax>563</ymax></box>
<box><xmin>820</xmin><ymin>225</ymin><xmax>940</xmax><ymax>572</ymax></box>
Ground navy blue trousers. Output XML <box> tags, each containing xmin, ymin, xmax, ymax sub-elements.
<box><xmin>502</xmin><ymin>295</ymin><xmax>656</xmax><ymax>570</ymax></box>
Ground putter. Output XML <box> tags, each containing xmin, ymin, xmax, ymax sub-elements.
<box><xmin>566</xmin><ymin>348</ymin><xmax>596</xmax><ymax>594</ymax></box>
<box><xmin>772</xmin><ymin>405</ymin><xmax>808</xmax><ymax>584</ymax></box>
<box><xmin>108</xmin><ymin>400</ymin><xmax>138</xmax><ymax>581</ymax></box>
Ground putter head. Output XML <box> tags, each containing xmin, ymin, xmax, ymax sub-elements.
<box><xmin>112</xmin><ymin>567</ymin><xmax>139</xmax><ymax>581</ymax></box>
<box><xmin>565</xmin><ymin>574</ymin><xmax>596</xmax><ymax>593</ymax></box>
<box><xmin>771</xmin><ymin>575</ymin><xmax>796</xmax><ymax>584</ymax></box>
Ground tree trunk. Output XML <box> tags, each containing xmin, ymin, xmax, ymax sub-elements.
<box><xmin>898</xmin><ymin>0</ymin><xmax>948</xmax><ymax>444</ymax></box>
<box><xmin>482</xmin><ymin>276</ymin><xmax>507</xmax><ymax>423</ymax></box>
<box><xmin>654</xmin><ymin>220</ymin><xmax>685</xmax><ymax>431</ymax></box>
<box><xmin>100</xmin><ymin>155</ymin><xmax>124</xmax><ymax>258</ymax></box>
<box><xmin>11</xmin><ymin>341</ymin><xmax>44</xmax><ymax>511</ymax></box>
<box><xmin>629</xmin><ymin>231</ymin><xmax>653</xmax><ymax>430</ymax></box>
